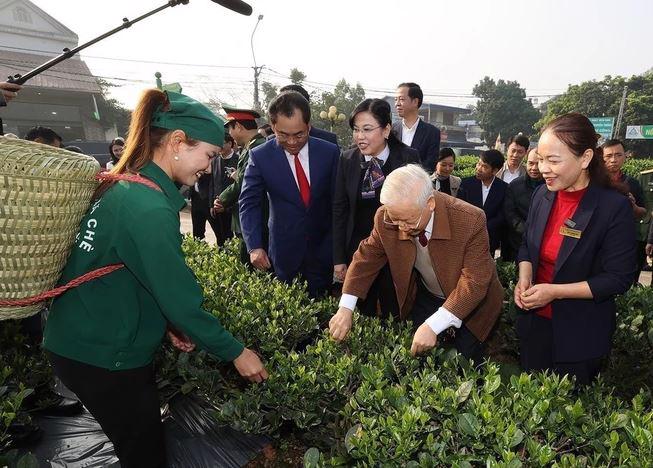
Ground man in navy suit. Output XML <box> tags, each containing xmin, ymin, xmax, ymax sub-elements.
<box><xmin>459</xmin><ymin>150</ymin><xmax>508</xmax><ymax>254</ymax></box>
<box><xmin>392</xmin><ymin>82</ymin><xmax>440</xmax><ymax>171</ymax></box>
<box><xmin>239</xmin><ymin>91</ymin><xmax>339</xmax><ymax>298</ymax></box>
<box><xmin>279</xmin><ymin>84</ymin><xmax>339</xmax><ymax>147</ymax></box>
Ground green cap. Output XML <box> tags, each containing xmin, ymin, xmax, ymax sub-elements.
<box><xmin>151</xmin><ymin>91</ymin><xmax>225</xmax><ymax>146</ymax></box>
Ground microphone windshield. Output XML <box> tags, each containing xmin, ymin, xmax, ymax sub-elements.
<box><xmin>210</xmin><ymin>0</ymin><xmax>253</xmax><ymax>16</ymax></box>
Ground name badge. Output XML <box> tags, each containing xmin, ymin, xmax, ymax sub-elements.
<box><xmin>559</xmin><ymin>226</ymin><xmax>582</xmax><ymax>239</ymax></box>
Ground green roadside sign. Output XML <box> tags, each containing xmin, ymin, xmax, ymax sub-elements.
<box><xmin>589</xmin><ymin>117</ymin><xmax>614</xmax><ymax>140</ymax></box>
<box><xmin>626</xmin><ymin>125</ymin><xmax>653</xmax><ymax>140</ymax></box>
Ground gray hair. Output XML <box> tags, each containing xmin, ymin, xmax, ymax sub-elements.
<box><xmin>380</xmin><ymin>164</ymin><xmax>433</xmax><ymax>208</ymax></box>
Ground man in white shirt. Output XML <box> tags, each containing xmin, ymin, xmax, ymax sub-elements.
<box><xmin>392</xmin><ymin>82</ymin><xmax>440</xmax><ymax>171</ymax></box>
<box><xmin>329</xmin><ymin>165</ymin><xmax>503</xmax><ymax>360</ymax></box>
<box><xmin>239</xmin><ymin>91</ymin><xmax>339</xmax><ymax>298</ymax></box>
<box><xmin>496</xmin><ymin>134</ymin><xmax>530</xmax><ymax>183</ymax></box>
<box><xmin>459</xmin><ymin>150</ymin><xmax>508</xmax><ymax>253</ymax></box>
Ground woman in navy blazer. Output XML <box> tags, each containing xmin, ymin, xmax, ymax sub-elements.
<box><xmin>515</xmin><ymin>113</ymin><xmax>637</xmax><ymax>385</ymax></box>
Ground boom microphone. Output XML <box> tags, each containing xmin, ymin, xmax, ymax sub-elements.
<box><xmin>210</xmin><ymin>0</ymin><xmax>253</xmax><ymax>16</ymax></box>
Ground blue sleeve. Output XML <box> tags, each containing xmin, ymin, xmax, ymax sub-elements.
<box><xmin>238</xmin><ymin>152</ymin><xmax>265</xmax><ymax>252</ymax></box>
<box><xmin>586</xmin><ymin>196</ymin><xmax>638</xmax><ymax>301</ymax></box>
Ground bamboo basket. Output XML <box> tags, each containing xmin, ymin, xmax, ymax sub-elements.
<box><xmin>0</xmin><ymin>136</ymin><xmax>100</xmax><ymax>320</ymax></box>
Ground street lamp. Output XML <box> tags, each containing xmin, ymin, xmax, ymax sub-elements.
<box><xmin>319</xmin><ymin>105</ymin><xmax>346</xmax><ymax>133</ymax></box>
<box><xmin>251</xmin><ymin>14</ymin><xmax>264</xmax><ymax>111</ymax></box>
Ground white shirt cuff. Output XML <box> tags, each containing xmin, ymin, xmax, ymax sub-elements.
<box><xmin>338</xmin><ymin>293</ymin><xmax>358</xmax><ymax>311</ymax></box>
<box><xmin>425</xmin><ymin>306</ymin><xmax>462</xmax><ymax>335</ymax></box>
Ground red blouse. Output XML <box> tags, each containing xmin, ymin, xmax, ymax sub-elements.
<box><xmin>535</xmin><ymin>187</ymin><xmax>587</xmax><ymax>319</ymax></box>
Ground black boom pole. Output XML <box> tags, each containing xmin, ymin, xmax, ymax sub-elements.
<box><xmin>7</xmin><ymin>0</ymin><xmax>190</xmax><ymax>85</ymax></box>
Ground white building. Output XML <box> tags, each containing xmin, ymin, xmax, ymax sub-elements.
<box><xmin>0</xmin><ymin>0</ymin><xmax>107</xmax><ymax>141</ymax></box>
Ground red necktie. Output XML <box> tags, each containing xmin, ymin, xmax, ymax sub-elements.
<box><xmin>293</xmin><ymin>154</ymin><xmax>311</xmax><ymax>207</ymax></box>
<box><xmin>418</xmin><ymin>231</ymin><xmax>428</xmax><ymax>247</ymax></box>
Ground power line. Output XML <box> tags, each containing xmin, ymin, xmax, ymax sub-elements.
<box><xmin>0</xmin><ymin>45</ymin><xmax>252</xmax><ymax>69</ymax></box>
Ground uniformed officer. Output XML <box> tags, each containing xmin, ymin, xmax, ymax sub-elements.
<box><xmin>212</xmin><ymin>105</ymin><xmax>267</xmax><ymax>264</ymax></box>
<box><xmin>43</xmin><ymin>90</ymin><xmax>268</xmax><ymax>468</ymax></box>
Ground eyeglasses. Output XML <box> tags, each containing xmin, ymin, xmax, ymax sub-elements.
<box><xmin>383</xmin><ymin>210</ymin><xmax>423</xmax><ymax>229</ymax></box>
<box><xmin>277</xmin><ymin>131</ymin><xmax>308</xmax><ymax>142</ymax></box>
<box><xmin>352</xmin><ymin>126</ymin><xmax>381</xmax><ymax>136</ymax></box>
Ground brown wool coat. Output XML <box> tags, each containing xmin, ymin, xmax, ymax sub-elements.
<box><xmin>343</xmin><ymin>192</ymin><xmax>504</xmax><ymax>342</ymax></box>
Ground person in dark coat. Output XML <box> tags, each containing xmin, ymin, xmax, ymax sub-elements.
<box><xmin>502</xmin><ymin>148</ymin><xmax>544</xmax><ymax>261</ymax></box>
<box><xmin>515</xmin><ymin>113</ymin><xmax>637</xmax><ymax>386</ymax></box>
<box><xmin>239</xmin><ymin>92</ymin><xmax>339</xmax><ymax>298</ymax></box>
<box><xmin>602</xmin><ymin>139</ymin><xmax>648</xmax><ymax>282</ymax></box>
<box><xmin>459</xmin><ymin>150</ymin><xmax>508</xmax><ymax>254</ymax></box>
<box><xmin>333</xmin><ymin>98</ymin><xmax>419</xmax><ymax>318</ymax></box>
<box><xmin>209</xmin><ymin>134</ymin><xmax>239</xmax><ymax>245</ymax></box>
<box><xmin>392</xmin><ymin>82</ymin><xmax>440</xmax><ymax>171</ymax></box>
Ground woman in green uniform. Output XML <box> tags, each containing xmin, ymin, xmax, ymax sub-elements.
<box><xmin>43</xmin><ymin>89</ymin><xmax>268</xmax><ymax>467</ymax></box>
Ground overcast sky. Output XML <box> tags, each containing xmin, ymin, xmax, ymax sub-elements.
<box><xmin>30</xmin><ymin>0</ymin><xmax>653</xmax><ymax>111</ymax></box>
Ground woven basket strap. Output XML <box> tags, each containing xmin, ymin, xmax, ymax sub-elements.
<box><xmin>96</xmin><ymin>171</ymin><xmax>163</xmax><ymax>192</ymax></box>
<box><xmin>0</xmin><ymin>173</ymin><xmax>162</xmax><ymax>308</ymax></box>
<box><xmin>0</xmin><ymin>264</ymin><xmax>125</xmax><ymax>307</ymax></box>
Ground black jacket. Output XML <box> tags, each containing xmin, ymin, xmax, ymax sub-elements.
<box><xmin>503</xmin><ymin>176</ymin><xmax>544</xmax><ymax>254</ymax></box>
<box><xmin>333</xmin><ymin>144</ymin><xmax>419</xmax><ymax>265</ymax></box>
<box><xmin>518</xmin><ymin>183</ymin><xmax>637</xmax><ymax>361</ymax></box>
<box><xmin>310</xmin><ymin>126</ymin><xmax>339</xmax><ymax>147</ymax></box>
<box><xmin>459</xmin><ymin>176</ymin><xmax>508</xmax><ymax>252</ymax></box>
<box><xmin>208</xmin><ymin>152</ymin><xmax>238</xmax><ymax>205</ymax></box>
<box><xmin>391</xmin><ymin>120</ymin><xmax>440</xmax><ymax>171</ymax></box>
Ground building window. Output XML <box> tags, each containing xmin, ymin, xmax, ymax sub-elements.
<box><xmin>13</xmin><ymin>7</ymin><xmax>32</xmax><ymax>24</ymax></box>
<box><xmin>443</xmin><ymin>112</ymin><xmax>454</xmax><ymax>126</ymax></box>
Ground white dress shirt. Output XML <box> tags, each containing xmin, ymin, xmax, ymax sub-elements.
<box><xmin>284</xmin><ymin>142</ymin><xmax>311</xmax><ymax>187</ymax></box>
<box><xmin>401</xmin><ymin>118</ymin><xmax>420</xmax><ymax>147</ymax></box>
<box><xmin>339</xmin><ymin>212</ymin><xmax>462</xmax><ymax>335</ymax></box>
<box><xmin>481</xmin><ymin>177</ymin><xmax>495</xmax><ymax>205</ymax></box>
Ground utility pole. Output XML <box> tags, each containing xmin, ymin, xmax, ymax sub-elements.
<box><xmin>250</xmin><ymin>14</ymin><xmax>264</xmax><ymax>112</ymax></box>
<box><xmin>614</xmin><ymin>85</ymin><xmax>628</xmax><ymax>138</ymax></box>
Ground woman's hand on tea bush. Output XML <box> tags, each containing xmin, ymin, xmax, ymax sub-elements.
<box><xmin>233</xmin><ymin>348</ymin><xmax>269</xmax><ymax>383</ymax></box>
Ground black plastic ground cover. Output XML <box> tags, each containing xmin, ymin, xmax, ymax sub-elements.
<box><xmin>19</xmin><ymin>393</ymin><xmax>270</xmax><ymax>467</ymax></box>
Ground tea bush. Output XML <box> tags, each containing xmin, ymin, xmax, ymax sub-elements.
<box><xmin>452</xmin><ymin>155</ymin><xmax>653</xmax><ymax>180</ymax></box>
<box><xmin>173</xmin><ymin>239</ymin><xmax>653</xmax><ymax>466</ymax></box>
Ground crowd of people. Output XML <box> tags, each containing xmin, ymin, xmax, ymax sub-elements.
<box><xmin>2</xmin><ymin>79</ymin><xmax>653</xmax><ymax>466</ymax></box>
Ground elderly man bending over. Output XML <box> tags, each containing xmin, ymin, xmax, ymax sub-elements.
<box><xmin>329</xmin><ymin>165</ymin><xmax>503</xmax><ymax>360</ymax></box>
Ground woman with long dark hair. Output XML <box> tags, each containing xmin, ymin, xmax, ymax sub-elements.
<box><xmin>44</xmin><ymin>89</ymin><xmax>267</xmax><ymax>467</ymax></box>
<box><xmin>514</xmin><ymin>113</ymin><xmax>637</xmax><ymax>385</ymax></box>
<box><xmin>332</xmin><ymin>98</ymin><xmax>419</xmax><ymax>318</ymax></box>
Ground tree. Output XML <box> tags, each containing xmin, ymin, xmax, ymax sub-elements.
<box><xmin>289</xmin><ymin>68</ymin><xmax>306</xmax><ymax>86</ymax></box>
<box><xmin>537</xmin><ymin>73</ymin><xmax>653</xmax><ymax>156</ymax></box>
<box><xmin>535</xmin><ymin>75</ymin><xmax>626</xmax><ymax>131</ymax></box>
<box><xmin>472</xmin><ymin>77</ymin><xmax>540</xmax><ymax>145</ymax></box>
<box><xmin>260</xmin><ymin>81</ymin><xmax>278</xmax><ymax>112</ymax></box>
<box><xmin>96</xmin><ymin>79</ymin><xmax>131</xmax><ymax>137</ymax></box>
<box><xmin>311</xmin><ymin>79</ymin><xmax>366</xmax><ymax>147</ymax></box>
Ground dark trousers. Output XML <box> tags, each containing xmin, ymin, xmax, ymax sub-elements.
<box><xmin>348</xmin><ymin>254</ymin><xmax>399</xmax><ymax>319</ymax></box>
<box><xmin>635</xmin><ymin>240</ymin><xmax>646</xmax><ymax>285</ymax></box>
<box><xmin>212</xmin><ymin>210</ymin><xmax>233</xmax><ymax>246</ymax></box>
<box><xmin>410</xmin><ymin>280</ymin><xmax>485</xmax><ymax>363</ymax></box>
<box><xmin>516</xmin><ymin>312</ymin><xmax>603</xmax><ymax>386</ymax></box>
<box><xmin>48</xmin><ymin>352</ymin><xmax>166</xmax><ymax>468</ymax></box>
<box><xmin>190</xmin><ymin>193</ymin><xmax>221</xmax><ymax>241</ymax></box>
